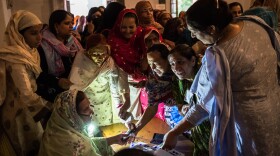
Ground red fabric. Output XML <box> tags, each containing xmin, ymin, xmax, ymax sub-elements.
<box><xmin>108</xmin><ymin>9</ymin><xmax>146</xmax><ymax>81</ymax></box>
<box><xmin>140</xmin><ymin>26</ymin><xmax>163</xmax><ymax>52</ymax></box>
<box><xmin>140</xmin><ymin>88</ymin><xmax>165</xmax><ymax>121</ymax></box>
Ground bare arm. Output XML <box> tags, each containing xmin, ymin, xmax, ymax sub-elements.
<box><xmin>130</xmin><ymin>104</ymin><xmax>158</xmax><ymax>134</ymax></box>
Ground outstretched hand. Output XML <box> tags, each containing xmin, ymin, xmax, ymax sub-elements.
<box><xmin>114</xmin><ymin>133</ymin><xmax>133</xmax><ymax>145</ymax></box>
<box><xmin>161</xmin><ymin>131</ymin><xmax>178</xmax><ymax>151</ymax></box>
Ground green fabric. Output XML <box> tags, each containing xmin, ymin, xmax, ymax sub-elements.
<box><xmin>173</xmin><ymin>79</ymin><xmax>193</xmax><ymax>105</ymax></box>
<box><xmin>174</xmin><ymin>79</ymin><xmax>210</xmax><ymax>156</ymax></box>
<box><xmin>38</xmin><ymin>90</ymin><xmax>114</xmax><ymax>156</ymax></box>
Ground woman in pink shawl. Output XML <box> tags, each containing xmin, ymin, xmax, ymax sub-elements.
<box><xmin>37</xmin><ymin>10</ymin><xmax>83</xmax><ymax>102</ymax></box>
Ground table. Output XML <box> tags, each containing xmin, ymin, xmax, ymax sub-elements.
<box><xmin>100</xmin><ymin>117</ymin><xmax>194</xmax><ymax>155</ymax></box>
<box><xmin>100</xmin><ymin>117</ymin><xmax>170</xmax><ymax>151</ymax></box>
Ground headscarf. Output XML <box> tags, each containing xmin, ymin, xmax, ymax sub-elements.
<box><xmin>135</xmin><ymin>1</ymin><xmax>154</xmax><ymax>26</ymax></box>
<box><xmin>135</xmin><ymin>1</ymin><xmax>164</xmax><ymax>32</ymax></box>
<box><xmin>108</xmin><ymin>9</ymin><xmax>146</xmax><ymax>81</ymax></box>
<box><xmin>39</xmin><ymin>90</ymin><xmax>114</xmax><ymax>156</ymax></box>
<box><xmin>0</xmin><ymin>10</ymin><xmax>42</xmax><ymax>77</ymax></box>
<box><xmin>141</xmin><ymin>26</ymin><xmax>163</xmax><ymax>53</ymax></box>
<box><xmin>40</xmin><ymin>29</ymin><xmax>83</xmax><ymax>77</ymax></box>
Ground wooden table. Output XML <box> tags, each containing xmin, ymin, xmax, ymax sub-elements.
<box><xmin>100</xmin><ymin>117</ymin><xmax>194</xmax><ymax>155</ymax></box>
<box><xmin>100</xmin><ymin>117</ymin><xmax>171</xmax><ymax>151</ymax></box>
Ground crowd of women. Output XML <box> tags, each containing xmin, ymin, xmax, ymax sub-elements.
<box><xmin>0</xmin><ymin>0</ymin><xmax>280</xmax><ymax>155</ymax></box>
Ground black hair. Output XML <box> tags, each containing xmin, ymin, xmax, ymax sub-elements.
<box><xmin>169</xmin><ymin>44</ymin><xmax>199</xmax><ymax>72</ymax></box>
<box><xmin>123</xmin><ymin>12</ymin><xmax>139</xmax><ymax>25</ymax></box>
<box><xmin>229</xmin><ymin>2</ymin><xmax>243</xmax><ymax>13</ymax></box>
<box><xmin>76</xmin><ymin>91</ymin><xmax>86</xmax><ymax>113</ymax></box>
<box><xmin>163</xmin><ymin>17</ymin><xmax>184</xmax><ymax>42</ymax></box>
<box><xmin>114</xmin><ymin>148</ymin><xmax>154</xmax><ymax>156</ymax></box>
<box><xmin>98</xmin><ymin>2</ymin><xmax>125</xmax><ymax>31</ymax></box>
<box><xmin>87</xmin><ymin>7</ymin><xmax>102</xmax><ymax>22</ymax></box>
<box><xmin>49</xmin><ymin>10</ymin><xmax>73</xmax><ymax>36</ymax></box>
<box><xmin>186</xmin><ymin>0</ymin><xmax>233</xmax><ymax>33</ymax></box>
<box><xmin>98</xmin><ymin>6</ymin><xmax>105</xmax><ymax>10</ymax></box>
<box><xmin>147</xmin><ymin>43</ymin><xmax>169</xmax><ymax>60</ymax></box>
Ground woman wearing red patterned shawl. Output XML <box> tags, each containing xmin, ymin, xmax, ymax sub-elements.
<box><xmin>108</xmin><ymin>9</ymin><xmax>147</xmax><ymax>81</ymax></box>
<box><xmin>108</xmin><ymin>9</ymin><xmax>146</xmax><ymax>121</ymax></box>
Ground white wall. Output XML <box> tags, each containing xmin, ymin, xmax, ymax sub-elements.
<box><xmin>11</xmin><ymin>0</ymin><xmax>65</xmax><ymax>24</ymax></box>
<box><xmin>0</xmin><ymin>0</ymin><xmax>11</xmax><ymax>46</ymax></box>
<box><xmin>69</xmin><ymin>0</ymin><xmax>106</xmax><ymax>17</ymax></box>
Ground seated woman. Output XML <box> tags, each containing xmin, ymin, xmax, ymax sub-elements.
<box><xmin>69</xmin><ymin>34</ymin><xmax>130</xmax><ymax>126</ymax></box>
<box><xmin>168</xmin><ymin>44</ymin><xmax>210</xmax><ymax>156</ymax></box>
<box><xmin>39</xmin><ymin>90</ymin><xmax>129</xmax><ymax>156</ymax></box>
<box><xmin>0</xmin><ymin>10</ymin><xmax>52</xmax><ymax>155</ymax></box>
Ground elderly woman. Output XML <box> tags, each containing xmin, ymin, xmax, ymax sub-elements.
<box><xmin>39</xmin><ymin>90</ymin><xmax>129</xmax><ymax>156</ymax></box>
<box><xmin>135</xmin><ymin>1</ymin><xmax>164</xmax><ymax>34</ymax></box>
<box><xmin>0</xmin><ymin>10</ymin><xmax>52</xmax><ymax>155</ymax></box>
<box><xmin>162</xmin><ymin>0</ymin><xmax>280</xmax><ymax>155</ymax></box>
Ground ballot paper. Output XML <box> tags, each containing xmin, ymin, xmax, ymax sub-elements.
<box><xmin>130</xmin><ymin>142</ymin><xmax>184</xmax><ymax>156</ymax></box>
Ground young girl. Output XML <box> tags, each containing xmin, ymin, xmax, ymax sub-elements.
<box><xmin>0</xmin><ymin>10</ymin><xmax>52</xmax><ymax>155</ymax></box>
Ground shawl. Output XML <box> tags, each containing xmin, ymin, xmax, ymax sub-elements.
<box><xmin>69</xmin><ymin>45</ymin><xmax>114</xmax><ymax>91</ymax></box>
<box><xmin>190</xmin><ymin>46</ymin><xmax>237</xmax><ymax>156</ymax></box>
<box><xmin>189</xmin><ymin>16</ymin><xmax>280</xmax><ymax>156</ymax></box>
<box><xmin>0</xmin><ymin>10</ymin><xmax>42</xmax><ymax>77</ymax></box>
<box><xmin>40</xmin><ymin>29</ymin><xmax>83</xmax><ymax>77</ymax></box>
<box><xmin>237</xmin><ymin>15</ymin><xmax>280</xmax><ymax>85</ymax></box>
<box><xmin>135</xmin><ymin>1</ymin><xmax>164</xmax><ymax>32</ymax></box>
<box><xmin>0</xmin><ymin>10</ymin><xmax>42</xmax><ymax>106</ymax></box>
<box><xmin>141</xmin><ymin>26</ymin><xmax>163</xmax><ymax>52</ymax></box>
<box><xmin>108</xmin><ymin>9</ymin><xmax>146</xmax><ymax>80</ymax></box>
<box><xmin>39</xmin><ymin>90</ymin><xmax>113</xmax><ymax>156</ymax></box>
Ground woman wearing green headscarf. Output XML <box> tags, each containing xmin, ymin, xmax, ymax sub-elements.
<box><xmin>39</xmin><ymin>90</ymin><xmax>129</xmax><ymax>156</ymax></box>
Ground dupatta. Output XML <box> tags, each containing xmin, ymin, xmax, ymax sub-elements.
<box><xmin>108</xmin><ymin>9</ymin><xmax>146</xmax><ymax>81</ymax></box>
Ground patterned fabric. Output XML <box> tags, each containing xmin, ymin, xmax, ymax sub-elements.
<box><xmin>108</xmin><ymin>9</ymin><xmax>146</xmax><ymax>81</ymax></box>
<box><xmin>164</xmin><ymin>105</ymin><xmax>183</xmax><ymax>128</ymax></box>
<box><xmin>39</xmin><ymin>90</ymin><xmax>114</xmax><ymax>156</ymax></box>
<box><xmin>186</xmin><ymin>17</ymin><xmax>280</xmax><ymax>156</ymax></box>
<box><xmin>40</xmin><ymin>29</ymin><xmax>83</xmax><ymax>77</ymax></box>
<box><xmin>140</xmin><ymin>89</ymin><xmax>165</xmax><ymax>121</ymax></box>
<box><xmin>0</xmin><ymin>10</ymin><xmax>42</xmax><ymax>79</ymax></box>
<box><xmin>173</xmin><ymin>79</ymin><xmax>210</xmax><ymax>156</ymax></box>
<box><xmin>69</xmin><ymin>45</ymin><xmax>129</xmax><ymax>126</ymax></box>
<box><xmin>146</xmin><ymin>71</ymin><xmax>176</xmax><ymax>106</ymax></box>
<box><xmin>0</xmin><ymin>10</ymin><xmax>52</xmax><ymax>155</ymax></box>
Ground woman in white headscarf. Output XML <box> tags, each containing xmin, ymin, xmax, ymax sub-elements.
<box><xmin>0</xmin><ymin>10</ymin><xmax>52</xmax><ymax>155</ymax></box>
<box><xmin>39</xmin><ymin>90</ymin><xmax>129</xmax><ymax>156</ymax></box>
